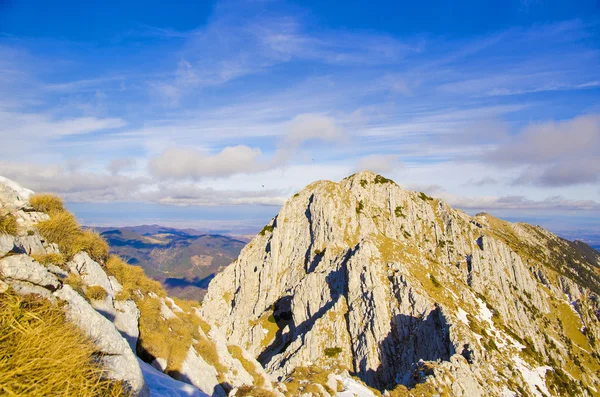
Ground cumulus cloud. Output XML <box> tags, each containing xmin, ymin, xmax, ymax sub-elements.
<box><xmin>445</xmin><ymin>194</ymin><xmax>600</xmax><ymax>212</ymax></box>
<box><xmin>273</xmin><ymin>113</ymin><xmax>346</xmax><ymax>164</ymax></box>
<box><xmin>0</xmin><ymin>161</ymin><xmax>286</xmax><ymax>206</ymax></box>
<box><xmin>485</xmin><ymin>114</ymin><xmax>600</xmax><ymax>186</ymax></box>
<box><xmin>355</xmin><ymin>154</ymin><xmax>402</xmax><ymax>173</ymax></box>
<box><xmin>0</xmin><ymin>161</ymin><xmax>148</xmax><ymax>202</ymax></box>
<box><xmin>148</xmin><ymin>145</ymin><xmax>268</xmax><ymax>180</ymax></box>
<box><xmin>285</xmin><ymin>113</ymin><xmax>346</xmax><ymax>146</ymax></box>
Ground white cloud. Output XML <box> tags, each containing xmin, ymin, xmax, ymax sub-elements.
<box><xmin>285</xmin><ymin>113</ymin><xmax>345</xmax><ymax>145</ymax></box>
<box><xmin>148</xmin><ymin>145</ymin><xmax>268</xmax><ymax>180</ymax></box>
<box><xmin>486</xmin><ymin>114</ymin><xmax>600</xmax><ymax>186</ymax></box>
<box><xmin>0</xmin><ymin>110</ymin><xmax>126</xmax><ymax>140</ymax></box>
<box><xmin>355</xmin><ymin>154</ymin><xmax>402</xmax><ymax>174</ymax></box>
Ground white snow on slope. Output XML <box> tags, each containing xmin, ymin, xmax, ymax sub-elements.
<box><xmin>337</xmin><ymin>376</ymin><xmax>377</xmax><ymax>397</ymax></box>
<box><xmin>512</xmin><ymin>356</ymin><xmax>551</xmax><ymax>397</ymax></box>
<box><xmin>139</xmin><ymin>359</ymin><xmax>207</xmax><ymax>397</ymax></box>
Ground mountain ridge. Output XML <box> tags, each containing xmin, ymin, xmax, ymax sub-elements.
<box><xmin>201</xmin><ymin>170</ymin><xmax>600</xmax><ymax>396</ymax></box>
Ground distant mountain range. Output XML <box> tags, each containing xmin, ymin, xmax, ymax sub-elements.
<box><xmin>94</xmin><ymin>225</ymin><xmax>247</xmax><ymax>300</ymax></box>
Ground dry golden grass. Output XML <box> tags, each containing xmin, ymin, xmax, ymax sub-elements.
<box><xmin>66</xmin><ymin>273</ymin><xmax>86</xmax><ymax>297</ymax></box>
<box><xmin>105</xmin><ymin>256</ymin><xmax>163</xmax><ymax>300</ymax></box>
<box><xmin>31</xmin><ymin>253</ymin><xmax>67</xmax><ymax>268</ymax></box>
<box><xmin>0</xmin><ymin>214</ymin><xmax>18</xmax><ymax>235</ymax></box>
<box><xmin>228</xmin><ymin>345</ymin><xmax>265</xmax><ymax>387</ymax></box>
<box><xmin>236</xmin><ymin>385</ymin><xmax>278</xmax><ymax>397</ymax></box>
<box><xmin>35</xmin><ymin>211</ymin><xmax>109</xmax><ymax>262</ymax></box>
<box><xmin>71</xmin><ymin>230</ymin><xmax>109</xmax><ymax>263</ymax></box>
<box><xmin>284</xmin><ymin>366</ymin><xmax>334</xmax><ymax>396</ymax></box>
<box><xmin>0</xmin><ymin>289</ymin><xmax>127</xmax><ymax>396</ymax></box>
<box><xmin>29</xmin><ymin>193</ymin><xmax>65</xmax><ymax>215</ymax></box>
<box><xmin>86</xmin><ymin>285</ymin><xmax>108</xmax><ymax>301</ymax></box>
<box><xmin>36</xmin><ymin>211</ymin><xmax>81</xmax><ymax>252</ymax></box>
<box><xmin>106</xmin><ymin>255</ymin><xmax>217</xmax><ymax>375</ymax></box>
<box><xmin>195</xmin><ymin>336</ymin><xmax>227</xmax><ymax>374</ymax></box>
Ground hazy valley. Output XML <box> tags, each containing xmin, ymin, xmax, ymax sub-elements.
<box><xmin>94</xmin><ymin>225</ymin><xmax>246</xmax><ymax>300</ymax></box>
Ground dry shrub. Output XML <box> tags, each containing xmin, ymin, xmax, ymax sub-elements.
<box><xmin>29</xmin><ymin>193</ymin><xmax>65</xmax><ymax>214</ymax></box>
<box><xmin>0</xmin><ymin>289</ymin><xmax>127</xmax><ymax>396</ymax></box>
<box><xmin>31</xmin><ymin>253</ymin><xmax>67</xmax><ymax>268</ymax></box>
<box><xmin>86</xmin><ymin>285</ymin><xmax>108</xmax><ymax>301</ymax></box>
<box><xmin>0</xmin><ymin>214</ymin><xmax>18</xmax><ymax>235</ymax></box>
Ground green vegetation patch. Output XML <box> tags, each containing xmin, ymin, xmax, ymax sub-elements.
<box><xmin>324</xmin><ymin>347</ymin><xmax>343</xmax><ymax>357</ymax></box>
<box><xmin>374</xmin><ymin>174</ymin><xmax>396</xmax><ymax>185</ymax></box>
<box><xmin>356</xmin><ymin>200</ymin><xmax>364</xmax><ymax>215</ymax></box>
<box><xmin>418</xmin><ymin>192</ymin><xmax>433</xmax><ymax>201</ymax></box>
<box><xmin>259</xmin><ymin>224</ymin><xmax>274</xmax><ymax>236</ymax></box>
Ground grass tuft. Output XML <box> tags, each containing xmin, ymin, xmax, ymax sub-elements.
<box><xmin>0</xmin><ymin>213</ymin><xmax>18</xmax><ymax>236</ymax></box>
<box><xmin>29</xmin><ymin>194</ymin><xmax>65</xmax><ymax>215</ymax></box>
<box><xmin>0</xmin><ymin>289</ymin><xmax>127</xmax><ymax>396</ymax></box>
<box><xmin>36</xmin><ymin>211</ymin><xmax>81</xmax><ymax>253</ymax></box>
<box><xmin>31</xmin><ymin>253</ymin><xmax>67</xmax><ymax>268</ymax></box>
<box><xmin>35</xmin><ymin>211</ymin><xmax>109</xmax><ymax>262</ymax></box>
<box><xmin>72</xmin><ymin>230</ymin><xmax>109</xmax><ymax>263</ymax></box>
<box><xmin>86</xmin><ymin>285</ymin><xmax>108</xmax><ymax>301</ymax></box>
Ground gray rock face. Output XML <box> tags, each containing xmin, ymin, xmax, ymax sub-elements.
<box><xmin>202</xmin><ymin>171</ymin><xmax>600</xmax><ymax>396</ymax></box>
<box><xmin>53</xmin><ymin>285</ymin><xmax>149</xmax><ymax>396</ymax></box>
<box><xmin>0</xmin><ymin>254</ymin><xmax>60</xmax><ymax>290</ymax></box>
<box><xmin>179</xmin><ymin>346</ymin><xmax>227</xmax><ymax>397</ymax></box>
<box><xmin>0</xmin><ymin>176</ymin><xmax>277</xmax><ymax>397</ymax></box>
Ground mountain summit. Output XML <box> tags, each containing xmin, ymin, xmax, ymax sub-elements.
<box><xmin>201</xmin><ymin>170</ymin><xmax>600</xmax><ymax>396</ymax></box>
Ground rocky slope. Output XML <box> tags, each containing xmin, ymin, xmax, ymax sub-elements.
<box><xmin>202</xmin><ymin>171</ymin><xmax>600</xmax><ymax>396</ymax></box>
<box><xmin>0</xmin><ymin>177</ymin><xmax>276</xmax><ymax>397</ymax></box>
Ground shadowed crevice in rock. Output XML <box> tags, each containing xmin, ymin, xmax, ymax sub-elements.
<box><xmin>303</xmin><ymin>194</ymin><xmax>316</xmax><ymax>272</ymax></box>
<box><xmin>262</xmin><ymin>248</ymin><xmax>356</xmax><ymax>369</ymax></box>
<box><xmin>360</xmin><ymin>307</ymin><xmax>453</xmax><ymax>390</ymax></box>
<box><xmin>257</xmin><ymin>295</ymin><xmax>294</xmax><ymax>364</ymax></box>
<box><xmin>307</xmin><ymin>248</ymin><xmax>325</xmax><ymax>273</ymax></box>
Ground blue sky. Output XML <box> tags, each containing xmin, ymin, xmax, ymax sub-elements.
<box><xmin>1</xmin><ymin>0</ymin><xmax>599</xmax><ymax>243</ymax></box>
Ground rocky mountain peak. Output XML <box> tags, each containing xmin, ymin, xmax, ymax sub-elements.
<box><xmin>202</xmin><ymin>171</ymin><xmax>600</xmax><ymax>396</ymax></box>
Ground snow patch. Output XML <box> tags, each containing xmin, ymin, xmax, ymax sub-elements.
<box><xmin>456</xmin><ymin>307</ymin><xmax>469</xmax><ymax>324</ymax></box>
<box><xmin>337</xmin><ymin>376</ymin><xmax>377</xmax><ymax>397</ymax></box>
<box><xmin>139</xmin><ymin>358</ymin><xmax>207</xmax><ymax>397</ymax></box>
<box><xmin>512</xmin><ymin>356</ymin><xmax>551</xmax><ymax>397</ymax></box>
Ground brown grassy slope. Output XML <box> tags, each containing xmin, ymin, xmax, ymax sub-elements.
<box><xmin>0</xmin><ymin>289</ymin><xmax>127</xmax><ymax>396</ymax></box>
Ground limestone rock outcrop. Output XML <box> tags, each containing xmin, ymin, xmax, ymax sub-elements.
<box><xmin>202</xmin><ymin>171</ymin><xmax>600</xmax><ymax>396</ymax></box>
<box><xmin>0</xmin><ymin>176</ymin><xmax>275</xmax><ymax>397</ymax></box>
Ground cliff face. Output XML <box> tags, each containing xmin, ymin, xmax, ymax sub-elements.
<box><xmin>202</xmin><ymin>171</ymin><xmax>600</xmax><ymax>396</ymax></box>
